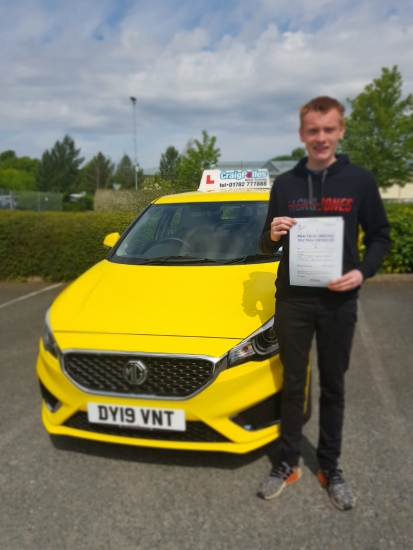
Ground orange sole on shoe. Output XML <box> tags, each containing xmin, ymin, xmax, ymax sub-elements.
<box><xmin>317</xmin><ymin>470</ymin><xmax>328</xmax><ymax>487</ymax></box>
<box><xmin>263</xmin><ymin>468</ymin><xmax>302</xmax><ymax>500</ymax></box>
<box><xmin>317</xmin><ymin>470</ymin><xmax>355</xmax><ymax>511</ymax></box>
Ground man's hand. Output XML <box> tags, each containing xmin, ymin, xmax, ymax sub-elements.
<box><xmin>270</xmin><ymin>216</ymin><xmax>297</xmax><ymax>242</ymax></box>
<box><xmin>328</xmin><ymin>269</ymin><xmax>364</xmax><ymax>292</ymax></box>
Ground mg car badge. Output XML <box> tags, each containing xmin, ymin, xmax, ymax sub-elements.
<box><xmin>124</xmin><ymin>360</ymin><xmax>148</xmax><ymax>386</ymax></box>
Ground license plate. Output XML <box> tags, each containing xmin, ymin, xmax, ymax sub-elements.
<box><xmin>87</xmin><ymin>403</ymin><xmax>186</xmax><ymax>431</ymax></box>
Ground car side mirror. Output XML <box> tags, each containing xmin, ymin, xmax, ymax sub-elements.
<box><xmin>103</xmin><ymin>232</ymin><xmax>120</xmax><ymax>248</ymax></box>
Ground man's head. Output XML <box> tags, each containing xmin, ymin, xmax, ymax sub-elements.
<box><xmin>299</xmin><ymin>96</ymin><xmax>345</xmax><ymax>170</ymax></box>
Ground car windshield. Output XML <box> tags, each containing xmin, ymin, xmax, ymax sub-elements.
<box><xmin>110</xmin><ymin>200</ymin><xmax>280</xmax><ymax>266</ymax></box>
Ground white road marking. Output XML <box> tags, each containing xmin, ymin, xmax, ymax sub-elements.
<box><xmin>0</xmin><ymin>283</ymin><xmax>63</xmax><ymax>310</ymax></box>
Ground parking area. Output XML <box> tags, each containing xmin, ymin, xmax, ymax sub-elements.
<box><xmin>0</xmin><ymin>281</ymin><xmax>412</xmax><ymax>550</ymax></box>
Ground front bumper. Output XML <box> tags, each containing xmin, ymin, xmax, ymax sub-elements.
<box><xmin>36</xmin><ymin>336</ymin><xmax>288</xmax><ymax>454</ymax></box>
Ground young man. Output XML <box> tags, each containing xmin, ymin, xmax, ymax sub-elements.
<box><xmin>257</xmin><ymin>97</ymin><xmax>390</xmax><ymax>510</ymax></box>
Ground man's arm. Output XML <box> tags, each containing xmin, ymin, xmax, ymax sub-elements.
<box><xmin>259</xmin><ymin>182</ymin><xmax>281</xmax><ymax>254</ymax></box>
<box><xmin>259</xmin><ymin>181</ymin><xmax>297</xmax><ymax>253</ymax></box>
<box><xmin>329</xmin><ymin>174</ymin><xmax>390</xmax><ymax>292</ymax></box>
<box><xmin>357</xmin><ymin>175</ymin><xmax>391</xmax><ymax>280</ymax></box>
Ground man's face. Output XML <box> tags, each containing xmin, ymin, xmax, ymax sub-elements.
<box><xmin>299</xmin><ymin>109</ymin><xmax>345</xmax><ymax>169</ymax></box>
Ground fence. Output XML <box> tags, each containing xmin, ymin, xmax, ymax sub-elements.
<box><xmin>0</xmin><ymin>189</ymin><xmax>63</xmax><ymax>211</ymax></box>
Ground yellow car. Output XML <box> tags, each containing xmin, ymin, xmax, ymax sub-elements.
<box><xmin>37</xmin><ymin>170</ymin><xmax>310</xmax><ymax>453</ymax></box>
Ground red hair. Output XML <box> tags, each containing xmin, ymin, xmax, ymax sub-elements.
<box><xmin>300</xmin><ymin>96</ymin><xmax>345</xmax><ymax>127</ymax></box>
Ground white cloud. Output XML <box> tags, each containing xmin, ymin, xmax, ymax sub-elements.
<box><xmin>0</xmin><ymin>0</ymin><xmax>413</xmax><ymax>167</ymax></box>
<box><xmin>169</xmin><ymin>28</ymin><xmax>210</xmax><ymax>54</ymax></box>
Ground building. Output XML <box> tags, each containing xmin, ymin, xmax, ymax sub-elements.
<box><xmin>379</xmin><ymin>183</ymin><xmax>413</xmax><ymax>202</ymax></box>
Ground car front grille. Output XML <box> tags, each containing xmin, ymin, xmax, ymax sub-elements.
<box><xmin>64</xmin><ymin>412</ymin><xmax>229</xmax><ymax>443</ymax></box>
<box><xmin>62</xmin><ymin>353</ymin><xmax>215</xmax><ymax>398</ymax></box>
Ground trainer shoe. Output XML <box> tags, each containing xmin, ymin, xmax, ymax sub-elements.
<box><xmin>257</xmin><ymin>461</ymin><xmax>302</xmax><ymax>500</ymax></box>
<box><xmin>318</xmin><ymin>469</ymin><xmax>356</xmax><ymax>511</ymax></box>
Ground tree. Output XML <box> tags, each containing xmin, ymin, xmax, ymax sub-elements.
<box><xmin>0</xmin><ymin>168</ymin><xmax>37</xmax><ymax>191</ymax></box>
<box><xmin>159</xmin><ymin>146</ymin><xmax>181</xmax><ymax>183</ymax></box>
<box><xmin>142</xmin><ymin>173</ymin><xmax>172</xmax><ymax>191</ymax></box>
<box><xmin>341</xmin><ymin>66</ymin><xmax>413</xmax><ymax>189</ymax></box>
<box><xmin>0</xmin><ymin>151</ymin><xmax>40</xmax><ymax>190</ymax></box>
<box><xmin>78</xmin><ymin>152</ymin><xmax>115</xmax><ymax>193</ymax></box>
<box><xmin>112</xmin><ymin>154</ymin><xmax>144</xmax><ymax>189</ymax></box>
<box><xmin>0</xmin><ymin>150</ymin><xmax>17</xmax><ymax>162</ymax></box>
<box><xmin>176</xmin><ymin>131</ymin><xmax>220</xmax><ymax>189</ymax></box>
<box><xmin>291</xmin><ymin>147</ymin><xmax>306</xmax><ymax>160</ymax></box>
<box><xmin>273</xmin><ymin>147</ymin><xmax>306</xmax><ymax>161</ymax></box>
<box><xmin>36</xmin><ymin>135</ymin><xmax>84</xmax><ymax>193</ymax></box>
<box><xmin>2</xmin><ymin>156</ymin><xmax>40</xmax><ymax>174</ymax></box>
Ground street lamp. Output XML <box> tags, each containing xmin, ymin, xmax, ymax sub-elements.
<box><xmin>130</xmin><ymin>96</ymin><xmax>138</xmax><ymax>190</ymax></box>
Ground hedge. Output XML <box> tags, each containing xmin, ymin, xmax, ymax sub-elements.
<box><xmin>0</xmin><ymin>204</ymin><xmax>412</xmax><ymax>282</ymax></box>
<box><xmin>0</xmin><ymin>211</ymin><xmax>134</xmax><ymax>281</ymax></box>
<box><xmin>381</xmin><ymin>204</ymin><xmax>413</xmax><ymax>273</ymax></box>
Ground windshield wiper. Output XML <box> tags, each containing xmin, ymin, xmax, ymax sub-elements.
<box><xmin>140</xmin><ymin>255</ymin><xmax>217</xmax><ymax>265</ymax></box>
<box><xmin>224</xmin><ymin>253</ymin><xmax>281</xmax><ymax>265</ymax></box>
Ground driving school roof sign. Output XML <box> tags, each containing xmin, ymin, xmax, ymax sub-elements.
<box><xmin>199</xmin><ymin>169</ymin><xmax>271</xmax><ymax>192</ymax></box>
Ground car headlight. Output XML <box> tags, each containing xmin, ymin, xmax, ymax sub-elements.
<box><xmin>228</xmin><ymin>318</ymin><xmax>279</xmax><ymax>368</ymax></box>
<box><xmin>43</xmin><ymin>310</ymin><xmax>60</xmax><ymax>359</ymax></box>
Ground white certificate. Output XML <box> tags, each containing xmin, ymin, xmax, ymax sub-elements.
<box><xmin>289</xmin><ymin>217</ymin><xmax>344</xmax><ymax>287</ymax></box>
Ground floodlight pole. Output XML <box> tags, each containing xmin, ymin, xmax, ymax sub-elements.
<box><xmin>130</xmin><ymin>96</ymin><xmax>138</xmax><ymax>190</ymax></box>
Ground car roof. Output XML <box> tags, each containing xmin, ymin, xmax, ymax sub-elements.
<box><xmin>154</xmin><ymin>190</ymin><xmax>270</xmax><ymax>204</ymax></box>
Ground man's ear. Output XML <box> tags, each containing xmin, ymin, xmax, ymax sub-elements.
<box><xmin>299</xmin><ymin>127</ymin><xmax>305</xmax><ymax>143</ymax></box>
<box><xmin>339</xmin><ymin>123</ymin><xmax>345</xmax><ymax>140</ymax></box>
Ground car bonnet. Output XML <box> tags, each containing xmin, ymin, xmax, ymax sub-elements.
<box><xmin>50</xmin><ymin>259</ymin><xmax>278</xmax><ymax>340</ymax></box>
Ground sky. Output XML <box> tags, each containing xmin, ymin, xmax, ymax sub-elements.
<box><xmin>1</xmin><ymin>0</ymin><xmax>413</xmax><ymax>170</ymax></box>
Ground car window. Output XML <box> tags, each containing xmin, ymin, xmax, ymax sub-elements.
<box><xmin>115</xmin><ymin>207</ymin><xmax>165</xmax><ymax>256</ymax></box>
<box><xmin>167</xmin><ymin>207</ymin><xmax>183</xmax><ymax>235</ymax></box>
<box><xmin>111</xmin><ymin>201</ymin><xmax>279</xmax><ymax>265</ymax></box>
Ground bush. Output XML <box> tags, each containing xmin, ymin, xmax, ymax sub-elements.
<box><xmin>381</xmin><ymin>203</ymin><xmax>413</xmax><ymax>273</ymax></box>
<box><xmin>0</xmin><ymin>211</ymin><xmax>134</xmax><ymax>281</ymax></box>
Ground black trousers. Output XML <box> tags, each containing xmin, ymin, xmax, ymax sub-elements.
<box><xmin>274</xmin><ymin>294</ymin><xmax>357</xmax><ymax>471</ymax></box>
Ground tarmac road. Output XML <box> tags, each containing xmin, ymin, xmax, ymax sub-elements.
<box><xmin>0</xmin><ymin>281</ymin><xmax>412</xmax><ymax>550</ymax></box>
